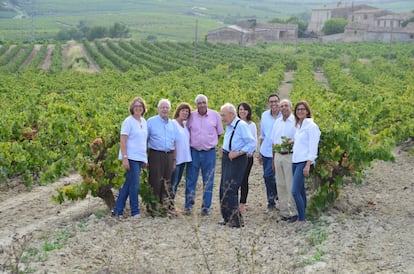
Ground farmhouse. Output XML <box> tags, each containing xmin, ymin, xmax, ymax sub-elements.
<box><xmin>207</xmin><ymin>19</ymin><xmax>298</xmax><ymax>45</ymax></box>
<box><xmin>308</xmin><ymin>3</ymin><xmax>414</xmax><ymax>42</ymax></box>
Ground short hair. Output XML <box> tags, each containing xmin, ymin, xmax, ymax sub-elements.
<box><xmin>157</xmin><ymin>98</ymin><xmax>171</xmax><ymax>109</ymax></box>
<box><xmin>195</xmin><ymin>94</ymin><xmax>208</xmax><ymax>105</ymax></box>
<box><xmin>279</xmin><ymin>99</ymin><xmax>292</xmax><ymax>108</ymax></box>
<box><xmin>267</xmin><ymin>93</ymin><xmax>280</xmax><ymax>102</ymax></box>
<box><xmin>129</xmin><ymin>97</ymin><xmax>147</xmax><ymax>115</ymax></box>
<box><xmin>294</xmin><ymin>100</ymin><xmax>312</xmax><ymax>125</ymax></box>
<box><xmin>220</xmin><ymin>102</ymin><xmax>236</xmax><ymax>114</ymax></box>
<box><xmin>237</xmin><ymin>102</ymin><xmax>253</xmax><ymax>121</ymax></box>
<box><xmin>173</xmin><ymin>102</ymin><xmax>192</xmax><ymax>119</ymax></box>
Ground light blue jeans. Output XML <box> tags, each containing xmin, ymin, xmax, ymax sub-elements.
<box><xmin>185</xmin><ymin>148</ymin><xmax>216</xmax><ymax>211</ymax></box>
<box><xmin>113</xmin><ymin>160</ymin><xmax>142</xmax><ymax>217</ymax></box>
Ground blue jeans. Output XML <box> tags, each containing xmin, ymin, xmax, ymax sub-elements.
<box><xmin>185</xmin><ymin>148</ymin><xmax>216</xmax><ymax>211</ymax></box>
<box><xmin>292</xmin><ymin>161</ymin><xmax>308</xmax><ymax>221</ymax></box>
<box><xmin>220</xmin><ymin>152</ymin><xmax>246</xmax><ymax>226</ymax></box>
<box><xmin>171</xmin><ymin>162</ymin><xmax>187</xmax><ymax>194</ymax></box>
<box><xmin>262</xmin><ymin>155</ymin><xmax>278</xmax><ymax>208</ymax></box>
<box><xmin>113</xmin><ymin>160</ymin><xmax>142</xmax><ymax>216</ymax></box>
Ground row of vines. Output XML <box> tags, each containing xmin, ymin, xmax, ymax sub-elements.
<box><xmin>1</xmin><ymin>41</ymin><xmax>413</xmax><ymax>217</ymax></box>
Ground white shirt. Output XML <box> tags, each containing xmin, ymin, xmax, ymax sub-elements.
<box><xmin>118</xmin><ymin>115</ymin><xmax>148</xmax><ymax>163</ymax></box>
<box><xmin>259</xmin><ymin>109</ymin><xmax>281</xmax><ymax>157</ymax></box>
<box><xmin>271</xmin><ymin>113</ymin><xmax>296</xmax><ymax>145</ymax></box>
<box><xmin>247</xmin><ymin>121</ymin><xmax>257</xmax><ymax>154</ymax></box>
<box><xmin>292</xmin><ymin>118</ymin><xmax>321</xmax><ymax>164</ymax></box>
<box><xmin>173</xmin><ymin>119</ymin><xmax>192</xmax><ymax>165</ymax></box>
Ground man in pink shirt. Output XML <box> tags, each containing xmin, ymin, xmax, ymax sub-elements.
<box><xmin>184</xmin><ymin>94</ymin><xmax>224</xmax><ymax>216</ymax></box>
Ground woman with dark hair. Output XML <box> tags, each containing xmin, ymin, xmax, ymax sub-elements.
<box><xmin>291</xmin><ymin>100</ymin><xmax>320</xmax><ymax>225</ymax></box>
<box><xmin>237</xmin><ymin>102</ymin><xmax>257</xmax><ymax>213</ymax></box>
<box><xmin>112</xmin><ymin>97</ymin><xmax>148</xmax><ymax>219</ymax></box>
<box><xmin>169</xmin><ymin>102</ymin><xmax>192</xmax><ymax>214</ymax></box>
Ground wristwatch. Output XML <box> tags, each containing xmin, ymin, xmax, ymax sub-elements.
<box><xmin>123</xmin><ymin>155</ymin><xmax>128</xmax><ymax>159</ymax></box>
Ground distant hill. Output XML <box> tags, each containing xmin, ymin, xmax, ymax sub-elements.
<box><xmin>1</xmin><ymin>0</ymin><xmax>413</xmax><ymax>41</ymax></box>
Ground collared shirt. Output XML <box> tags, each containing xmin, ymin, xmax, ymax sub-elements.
<box><xmin>259</xmin><ymin>109</ymin><xmax>281</xmax><ymax>157</ymax></box>
<box><xmin>147</xmin><ymin>115</ymin><xmax>177</xmax><ymax>151</ymax></box>
<box><xmin>271</xmin><ymin>113</ymin><xmax>296</xmax><ymax>145</ymax></box>
<box><xmin>222</xmin><ymin>118</ymin><xmax>257</xmax><ymax>154</ymax></box>
<box><xmin>118</xmin><ymin>115</ymin><xmax>148</xmax><ymax>162</ymax></box>
<box><xmin>173</xmin><ymin>119</ymin><xmax>192</xmax><ymax>165</ymax></box>
<box><xmin>292</xmin><ymin>118</ymin><xmax>321</xmax><ymax>164</ymax></box>
<box><xmin>187</xmin><ymin>109</ymin><xmax>224</xmax><ymax>151</ymax></box>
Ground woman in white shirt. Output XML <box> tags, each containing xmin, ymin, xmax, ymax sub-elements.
<box><xmin>170</xmin><ymin>103</ymin><xmax>192</xmax><ymax>213</ymax></box>
<box><xmin>112</xmin><ymin>97</ymin><xmax>148</xmax><ymax>219</ymax></box>
<box><xmin>237</xmin><ymin>102</ymin><xmax>257</xmax><ymax>213</ymax></box>
<box><xmin>292</xmin><ymin>101</ymin><xmax>321</xmax><ymax>225</ymax></box>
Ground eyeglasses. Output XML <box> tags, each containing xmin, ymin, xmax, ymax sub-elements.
<box><xmin>269</xmin><ymin>100</ymin><xmax>279</xmax><ymax>104</ymax></box>
<box><xmin>296</xmin><ymin>108</ymin><xmax>306</xmax><ymax>112</ymax></box>
<box><xmin>133</xmin><ymin>105</ymin><xmax>143</xmax><ymax>108</ymax></box>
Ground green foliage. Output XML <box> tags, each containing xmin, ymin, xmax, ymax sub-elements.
<box><xmin>322</xmin><ymin>18</ymin><xmax>348</xmax><ymax>35</ymax></box>
<box><xmin>1</xmin><ymin>42</ymin><xmax>413</xmax><ymax>219</ymax></box>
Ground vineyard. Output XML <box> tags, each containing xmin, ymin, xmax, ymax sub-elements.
<box><xmin>0</xmin><ymin>40</ymin><xmax>413</xmax><ymax>216</ymax></box>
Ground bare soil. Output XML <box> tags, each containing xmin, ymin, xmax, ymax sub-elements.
<box><xmin>0</xmin><ymin>147</ymin><xmax>413</xmax><ymax>273</ymax></box>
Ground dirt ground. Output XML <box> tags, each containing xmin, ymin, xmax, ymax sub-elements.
<box><xmin>0</xmin><ymin>145</ymin><xmax>413</xmax><ymax>273</ymax></box>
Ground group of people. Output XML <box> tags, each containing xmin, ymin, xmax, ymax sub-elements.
<box><xmin>111</xmin><ymin>93</ymin><xmax>320</xmax><ymax>228</ymax></box>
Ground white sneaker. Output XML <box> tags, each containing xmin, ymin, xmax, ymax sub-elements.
<box><xmin>131</xmin><ymin>214</ymin><xmax>141</xmax><ymax>219</ymax></box>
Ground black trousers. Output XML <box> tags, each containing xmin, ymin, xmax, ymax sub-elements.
<box><xmin>220</xmin><ymin>152</ymin><xmax>247</xmax><ymax>226</ymax></box>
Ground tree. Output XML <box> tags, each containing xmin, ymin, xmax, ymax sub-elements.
<box><xmin>109</xmin><ymin>22</ymin><xmax>130</xmax><ymax>38</ymax></box>
<box><xmin>401</xmin><ymin>16</ymin><xmax>414</xmax><ymax>27</ymax></box>
<box><xmin>322</xmin><ymin>18</ymin><xmax>348</xmax><ymax>35</ymax></box>
<box><xmin>86</xmin><ymin>26</ymin><xmax>107</xmax><ymax>41</ymax></box>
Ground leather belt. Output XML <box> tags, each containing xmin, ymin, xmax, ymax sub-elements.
<box><xmin>150</xmin><ymin>148</ymin><xmax>174</xmax><ymax>154</ymax></box>
<box><xmin>191</xmin><ymin>147</ymin><xmax>215</xmax><ymax>152</ymax></box>
<box><xmin>279</xmin><ymin>151</ymin><xmax>292</xmax><ymax>155</ymax></box>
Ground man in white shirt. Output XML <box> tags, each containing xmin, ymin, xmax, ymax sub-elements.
<box><xmin>258</xmin><ymin>93</ymin><xmax>281</xmax><ymax>212</ymax></box>
<box><xmin>271</xmin><ymin>99</ymin><xmax>297</xmax><ymax>222</ymax></box>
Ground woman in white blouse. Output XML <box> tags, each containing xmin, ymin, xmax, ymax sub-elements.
<box><xmin>237</xmin><ymin>102</ymin><xmax>257</xmax><ymax>213</ymax></box>
<box><xmin>170</xmin><ymin>102</ymin><xmax>192</xmax><ymax>213</ymax></box>
<box><xmin>292</xmin><ymin>101</ymin><xmax>321</xmax><ymax>225</ymax></box>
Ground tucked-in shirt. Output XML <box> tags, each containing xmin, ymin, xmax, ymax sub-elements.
<box><xmin>222</xmin><ymin>118</ymin><xmax>257</xmax><ymax>154</ymax></box>
<box><xmin>292</xmin><ymin>118</ymin><xmax>321</xmax><ymax>164</ymax></box>
<box><xmin>118</xmin><ymin>115</ymin><xmax>148</xmax><ymax>162</ymax></box>
<box><xmin>147</xmin><ymin>115</ymin><xmax>177</xmax><ymax>151</ymax></box>
<box><xmin>173</xmin><ymin>119</ymin><xmax>192</xmax><ymax>165</ymax></box>
<box><xmin>187</xmin><ymin>109</ymin><xmax>224</xmax><ymax>150</ymax></box>
<box><xmin>271</xmin><ymin>114</ymin><xmax>296</xmax><ymax>145</ymax></box>
<box><xmin>259</xmin><ymin>109</ymin><xmax>281</xmax><ymax>157</ymax></box>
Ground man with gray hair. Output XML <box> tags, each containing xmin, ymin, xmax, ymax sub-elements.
<box><xmin>271</xmin><ymin>99</ymin><xmax>297</xmax><ymax>222</ymax></box>
<box><xmin>185</xmin><ymin>94</ymin><xmax>224</xmax><ymax>216</ymax></box>
<box><xmin>219</xmin><ymin>103</ymin><xmax>256</xmax><ymax>227</ymax></box>
<box><xmin>147</xmin><ymin>99</ymin><xmax>178</xmax><ymax>216</ymax></box>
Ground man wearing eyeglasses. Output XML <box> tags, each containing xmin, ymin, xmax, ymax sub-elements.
<box><xmin>258</xmin><ymin>93</ymin><xmax>281</xmax><ymax>214</ymax></box>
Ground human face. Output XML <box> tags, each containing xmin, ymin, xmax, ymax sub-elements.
<box><xmin>132</xmin><ymin>103</ymin><xmax>144</xmax><ymax>117</ymax></box>
<box><xmin>279</xmin><ymin>100</ymin><xmax>291</xmax><ymax>118</ymax></box>
<box><xmin>295</xmin><ymin>104</ymin><xmax>308</xmax><ymax>120</ymax></box>
<box><xmin>238</xmin><ymin>106</ymin><xmax>248</xmax><ymax>121</ymax></box>
<box><xmin>196</xmin><ymin>99</ymin><xmax>208</xmax><ymax>115</ymax></box>
<box><xmin>268</xmin><ymin>96</ymin><xmax>280</xmax><ymax>113</ymax></box>
<box><xmin>158</xmin><ymin>102</ymin><xmax>171</xmax><ymax>120</ymax></box>
<box><xmin>220</xmin><ymin>108</ymin><xmax>234</xmax><ymax>125</ymax></box>
<box><xmin>178</xmin><ymin>108</ymin><xmax>190</xmax><ymax>121</ymax></box>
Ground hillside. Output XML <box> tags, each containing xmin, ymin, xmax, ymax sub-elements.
<box><xmin>1</xmin><ymin>0</ymin><xmax>413</xmax><ymax>41</ymax></box>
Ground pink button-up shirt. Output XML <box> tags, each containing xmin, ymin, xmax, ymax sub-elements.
<box><xmin>187</xmin><ymin>109</ymin><xmax>224</xmax><ymax>151</ymax></box>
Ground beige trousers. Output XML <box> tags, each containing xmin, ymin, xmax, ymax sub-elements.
<box><xmin>274</xmin><ymin>153</ymin><xmax>298</xmax><ymax>218</ymax></box>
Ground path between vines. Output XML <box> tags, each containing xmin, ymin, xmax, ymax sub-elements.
<box><xmin>0</xmin><ymin>71</ymin><xmax>413</xmax><ymax>273</ymax></box>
